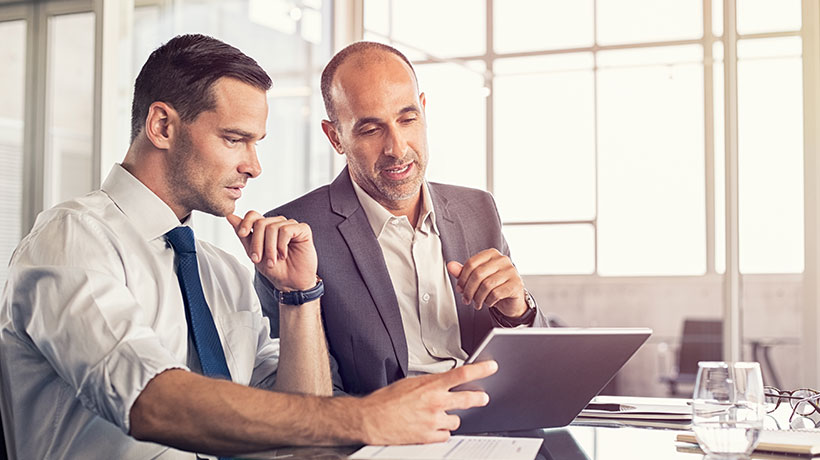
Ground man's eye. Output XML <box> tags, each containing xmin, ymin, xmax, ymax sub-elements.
<box><xmin>401</xmin><ymin>117</ymin><xmax>417</xmax><ymax>124</ymax></box>
<box><xmin>226</xmin><ymin>137</ymin><xmax>240</xmax><ymax>144</ymax></box>
<box><xmin>361</xmin><ymin>128</ymin><xmax>379</xmax><ymax>136</ymax></box>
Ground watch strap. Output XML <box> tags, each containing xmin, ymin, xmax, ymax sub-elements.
<box><xmin>489</xmin><ymin>290</ymin><xmax>537</xmax><ymax>327</ymax></box>
<box><xmin>274</xmin><ymin>278</ymin><xmax>324</xmax><ymax>305</ymax></box>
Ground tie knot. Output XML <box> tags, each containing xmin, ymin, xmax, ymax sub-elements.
<box><xmin>165</xmin><ymin>226</ymin><xmax>196</xmax><ymax>254</ymax></box>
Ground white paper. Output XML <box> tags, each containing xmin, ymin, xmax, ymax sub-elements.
<box><xmin>348</xmin><ymin>435</ymin><xmax>543</xmax><ymax>460</ymax></box>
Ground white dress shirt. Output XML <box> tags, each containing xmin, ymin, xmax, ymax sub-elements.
<box><xmin>351</xmin><ymin>178</ymin><xmax>468</xmax><ymax>375</ymax></box>
<box><xmin>0</xmin><ymin>164</ymin><xmax>280</xmax><ymax>459</ymax></box>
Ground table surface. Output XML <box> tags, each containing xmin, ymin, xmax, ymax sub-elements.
<box><xmin>238</xmin><ymin>400</ymin><xmax>816</xmax><ymax>460</ymax></box>
<box><xmin>236</xmin><ymin>421</ymin><xmax>723</xmax><ymax>460</ymax></box>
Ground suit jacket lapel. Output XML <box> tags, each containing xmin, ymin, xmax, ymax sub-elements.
<box><xmin>429</xmin><ymin>184</ymin><xmax>478</xmax><ymax>354</ymax></box>
<box><xmin>330</xmin><ymin>168</ymin><xmax>409</xmax><ymax>376</ymax></box>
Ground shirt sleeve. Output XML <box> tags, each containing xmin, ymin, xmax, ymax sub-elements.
<box><xmin>5</xmin><ymin>212</ymin><xmax>188</xmax><ymax>434</ymax></box>
<box><xmin>248</xmin><ymin>285</ymin><xmax>280</xmax><ymax>390</ymax></box>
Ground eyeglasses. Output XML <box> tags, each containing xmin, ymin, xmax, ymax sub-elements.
<box><xmin>764</xmin><ymin>386</ymin><xmax>820</xmax><ymax>429</ymax></box>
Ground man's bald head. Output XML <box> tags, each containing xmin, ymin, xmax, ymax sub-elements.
<box><xmin>320</xmin><ymin>41</ymin><xmax>417</xmax><ymax>123</ymax></box>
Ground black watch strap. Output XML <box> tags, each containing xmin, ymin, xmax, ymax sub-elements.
<box><xmin>489</xmin><ymin>290</ymin><xmax>537</xmax><ymax>327</ymax></box>
<box><xmin>274</xmin><ymin>278</ymin><xmax>324</xmax><ymax>305</ymax></box>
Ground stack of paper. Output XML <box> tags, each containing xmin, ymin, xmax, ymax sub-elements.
<box><xmin>580</xmin><ymin>395</ymin><xmax>691</xmax><ymax>420</ymax></box>
<box><xmin>349</xmin><ymin>435</ymin><xmax>543</xmax><ymax>460</ymax></box>
<box><xmin>577</xmin><ymin>395</ymin><xmax>692</xmax><ymax>429</ymax></box>
<box><xmin>677</xmin><ymin>429</ymin><xmax>820</xmax><ymax>456</ymax></box>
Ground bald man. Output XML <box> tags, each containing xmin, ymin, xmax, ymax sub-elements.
<box><xmin>256</xmin><ymin>41</ymin><xmax>547</xmax><ymax>396</ymax></box>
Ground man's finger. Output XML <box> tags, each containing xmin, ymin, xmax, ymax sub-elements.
<box><xmin>441</xmin><ymin>414</ymin><xmax>462</xmax><ymax>431</ymax></box>
<box><xmin>461</xmin><ymin>264</ymin><xmax>498</xmax><ymax>305</ymax></box>
<box><xmin>249</xmin><ymin>218</ymin><xmax>271</xmax><ymax>264</ymax></box>
<box><xmin>446</xmin><ymin>261</ymin><xmax>463</xmax><ymax>278</ymax></box>
<box><xmin>457</xmin><ymin>251</ymin><xmax>494</xmax><ymax>291</ymax></box>
<box><xmin>443</xmin><ymin>390</ymin><xmax>490</xmax><ymax>411</ymax></box>
<box><xmin>264</xmin><ymin>222</ymin><xmax>280</xmax><ymax>266</ymax></box>
<box><xmin>226</xmin><ymin>213</ymin><xmax>242</xmax><ymax>230</ymax></box>
<box><xmin>226</xmin><ymin>214</ymin><xmax>250</xmax><ymax>251</ymax></box>
<box><xmin>239</xmin><ymin>210</ymin><xmax>263</xmax><ymax>237</ymax></box>
<box><xmin>472</xmin><ymin>272</ymin><xmax>506</xmax><ymax>309</ymax></box>
<box><xmin>440</xmin><ymin>360</ymin><xmax>498</xmax><ymax>389</ymax></box>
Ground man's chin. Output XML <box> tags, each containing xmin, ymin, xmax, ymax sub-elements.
<box><xmin>198</xmin><ymin>201</ymin><xmax>235</xmax><ymax>218</ymax></box>
<box><xmin>380</xmin><ymin>180</ymin><xmax>423</xmax><ymax>201</ymax></box>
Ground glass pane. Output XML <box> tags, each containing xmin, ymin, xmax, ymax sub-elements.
<box><xmin>503</xmin><ymin>224</ymin><xmax>595</xmax><ymax>275</ymax></box>
<box><xmin>363</xmin><ymin>0</ymin><xmax>390</xmax><ymax>36</ymax></box>
<box><xmin>391</xmin><ymin>0</ymin><xmax>484</xmax><ymax>58</ymax></box>
<box><xmin>46</xmin><ymin>13</ymin><xmax>95</xmax><ymax>207</ymax></box>
<box><xmin>597</xmin><ymin>46</ymin><xmax>706</xmax><ymax>276</ymax></box>
<box><xmin>494</xmin><ymin>0</ymin><xmax>593</xmax><ymax>53</ymax></box>
<box><xmin>713</xmin><ymin>42</ymin><xmax>726</xmax><ymax>274</ymax></box>
<box><xmin>737</xmin><ymin>0</ymin><xmax>801</xmax><ymax>35</ymax></box>
<box><xmin>493</xmin><ymin>54</ymin><xmax>595</xmax><ymax>222</ymax></box>
<box><xmin>415</xmin><ymin>61</ymin><xmax>486</xmax><ymax>190</ymax></box>
<box><xmin>713</xmin><ymin>0</ymin><xmax>723</xmax><ymax>37</ymax></box>
<box><xmin>0</xmin><ymin>20</ymin><xmax>26</xmax><ymax>286</ymax></box>
<box><xmin>738</xmin><ymin>37</ymin><xmax>804</xmax><ymax>274</ymax></box>
<box><xmin>596</xmin><ymin>0</ymin><xmax>702</xmax><ymax>45</ymax></box>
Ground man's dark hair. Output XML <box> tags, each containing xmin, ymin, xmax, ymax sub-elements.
<box><xmin>130</xmin><ymin>34</ymin><xmax>272</xmax><ymax>142</ymax></box>
<box><xmin>320</xmin><ymin>41</ymin><xmax>417</xmax><ymax>123</ymax></box>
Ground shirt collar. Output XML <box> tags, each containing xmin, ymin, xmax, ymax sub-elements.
<box><xmin>349</xmin><ymin>171</ymin><xmax>439</xmax><ymax>238</ymax></box>
<box><xmin>101</xmin><ymin>164</ymin><xmax>184</xmax><ymax>242</ymax></box>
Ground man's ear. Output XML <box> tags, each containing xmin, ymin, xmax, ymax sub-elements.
<box><xmin>419</xmin><ymin>92</ymin><xmax>427</xmax><ymax>111</ymax></box>
<box><xmin>321</xmin><ymin>119</ymin><xmax>345</xmax><ymax>155</ymax></box>
<box><xmin>144</xmin><ymin>102</ymin><xmax>178</xmax><ymax>150</ymax></box>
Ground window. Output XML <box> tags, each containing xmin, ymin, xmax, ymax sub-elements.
<box><xmin>364</xmin><ymin>0</ymin><xmax>805</xmax><ymax>277</ymax></box>
<box><xmin>0</xmin><ymin>19</ymin><xmax>26</xmax><ymax>287</ymax></box>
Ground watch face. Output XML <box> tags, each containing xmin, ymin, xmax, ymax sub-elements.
<box><xmin>524</xmin><ymin>291</ymin><xmax>536</xmax><ymax>309</ymax></box>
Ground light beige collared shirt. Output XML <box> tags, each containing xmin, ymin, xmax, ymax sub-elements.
<box><xmin>351</xmin><ymin>176</ymin><xmax>469</xmax><ymax>375</ymax></box>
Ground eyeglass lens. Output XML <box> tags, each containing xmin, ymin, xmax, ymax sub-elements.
<box><xmin>790</xmin><ymin>389</ymin><xmax>820</xmax><ymax>417</ymax></box>
<box><xmin>764</xmin><ymin>386</ymin><xmax>789</xmax><ymax>413</ymax></box>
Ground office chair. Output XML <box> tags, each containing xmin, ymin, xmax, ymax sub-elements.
<box><xmin>660</xmin><ymin>319</ymin><xmax>723</xmax><ymax>396</ymax></box>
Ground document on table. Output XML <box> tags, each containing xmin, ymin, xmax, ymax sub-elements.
<box><xmin>579</xmin><ymin>395</ymin><xmax>692</xmax><ymax>421</ymax></box>
<box><xmin>348</xmin><ymin>435</ymin><xmax>543</xmax><ymax>460</ymax></box>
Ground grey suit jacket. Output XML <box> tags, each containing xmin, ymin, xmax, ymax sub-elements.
<box><xmin>255</xmin><ymin>167</ymin><xmax>541</xmax><ymax>395</ymax></box>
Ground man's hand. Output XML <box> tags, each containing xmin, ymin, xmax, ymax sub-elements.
<box><xmin>356</xmin><ymin>360</ymin><xmax>497</xmax><ymax>445</ymax></box>
<box><xmin>227</xmin><ymin>212</ymin><xmax>318</xmax><ymax>291</ymax></box>
<box><xmin>447</xmin><ymin>248</ymin><xmax>527</xmax><ymax>318</ymax></box>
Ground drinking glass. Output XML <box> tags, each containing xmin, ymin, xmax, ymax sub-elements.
<box><xmin>692</xmin><ymin>362</ymin><xmax>766</xmax><ymax>458</ymax></box>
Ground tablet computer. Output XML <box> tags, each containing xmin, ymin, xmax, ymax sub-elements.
<box><xmin>451</xmin><ymin>327</ymin><xmax>651</xmax><ymax>434</ymax></box>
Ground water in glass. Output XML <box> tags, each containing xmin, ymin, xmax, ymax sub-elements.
<box><xmin>692</xmin><ymin>362</ymin><xmax>765</xmax><ymax>457</ymax></box>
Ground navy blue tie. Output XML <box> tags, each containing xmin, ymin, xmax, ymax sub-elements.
<box><xmin>166</xmin><ymin>226</ymin><xmax>232</xmax><ymax>381</ymax></box>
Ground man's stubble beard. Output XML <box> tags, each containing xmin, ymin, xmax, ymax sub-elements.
<box><xmin>166</xmin><ymin>126</ymin><xmax>232</xmax><ymax>217</ymax></box>
<box><xmin>354</xmin><ymin>148</ymin><xmax>428</xmax><ymax>205</ymax></box>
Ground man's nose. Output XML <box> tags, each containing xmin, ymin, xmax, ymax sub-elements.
<box><xmin>383</xmin><ymin>126</ymin><xmax>407</xmax><ymax>158</ymax></box>
<box><xmin>240</xmin><ymin>145</ymin><xmax>262</xmax><ymax>178</ymax></box>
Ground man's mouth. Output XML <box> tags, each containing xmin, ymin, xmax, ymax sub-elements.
<box><xmin>382</xmin><ymin>162</ymin><xmax>413</xmax><ymax>179</ymax></box>
<box><xmin>226</xmin><ymin>184</ymin><xmax>244</xmax><ymax>199</ymax></box>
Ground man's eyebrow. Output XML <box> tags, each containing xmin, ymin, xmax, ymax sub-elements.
<box><xmin>221</xmin><ymin>128</ymin><xmax>265</xmax><ymax>140</ymax></box>
<box><xmin>352</xmin><ymin>105</ymin><xmax>421</xmax><ymax>132</ymax></box>
<box><xmin>398</xmin><ymin>105</ymin><xmax>420</xmax><ymax>116</ymax></box>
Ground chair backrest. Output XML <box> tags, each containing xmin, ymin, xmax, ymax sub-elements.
<box><xmin>678</xmin><ymin>319</ymin><xmax>723</xmax><ymax>377</ymax></box>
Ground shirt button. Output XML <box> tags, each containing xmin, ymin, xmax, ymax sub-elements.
<box><xmin>391</xmin><ymin>218</ymin><xmax>400</xmax><ymax>226</ymax></box>
<box><xmin>422</xmin><ymin>293</ymin><xmax>431</xmax><ymax>302</ymax></box>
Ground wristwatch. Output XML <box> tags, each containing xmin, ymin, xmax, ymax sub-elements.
<box><xmin>490</xmin><ymin>290</ymin><xmax>537</xmax><ymax>327</ymax></box>
<box><xmin>273</xmin><ymin>277</ymin><xmax>324</xmax><ymax>305</ymax></box>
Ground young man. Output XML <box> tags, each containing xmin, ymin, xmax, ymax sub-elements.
<box><xmin>256</xmin><ymin>42</ymin><xmax>547</xmax><ymax>396</ymax></box>
<box><xmin>0</xmin><ymin>35</ymin><xmax>494</xmax><ymax>459</ymax></box>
